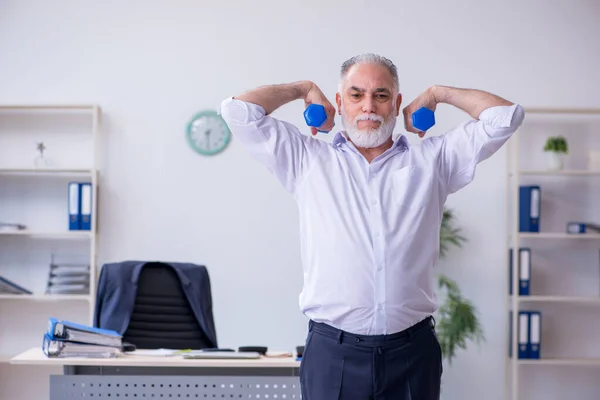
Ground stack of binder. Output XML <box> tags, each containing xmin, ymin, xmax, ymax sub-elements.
<box><xmin>43</xmin><ymin>318</ymin><xmax>123</xmax><ymax>358</ymax></box>
<box><xmin>509</xmin><ymin>310</ymin><xmax>541</xmax><ymax>359</ymax></box>
<box><xmin>45</xmin><ymin>262</ymin><xmax>90</xmax><ymax>295</ymax></box>
<box><xmin>68</xmin><ymin>181</ymin><xmax>92</xmax><ymax>231</ymax></box>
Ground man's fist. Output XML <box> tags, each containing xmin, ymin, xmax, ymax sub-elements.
<box><xmin>304</xmin><ymin>84</ymin><xmax>336</xmax><ymax>136</ymax></box>
<box><xmin>402</xmin><ymin>87</ymin><xmax>438</xmax><ymax>138</ymax></box>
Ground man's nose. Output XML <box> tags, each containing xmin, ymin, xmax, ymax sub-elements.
<box><xmin>361</xmin><ymin>98</ymin><xmax>376</xmax><ymax>114</ymax></box>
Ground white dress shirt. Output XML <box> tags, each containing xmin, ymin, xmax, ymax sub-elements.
<box><xmin>219</xmin><ymin>97</ymin><xmax>525</xmax><ymax>335</ymax></box>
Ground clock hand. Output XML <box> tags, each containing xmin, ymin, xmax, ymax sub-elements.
<box><xmin>205</xmin><ymin>129</ymin><xmax>211</xmax><ymax>149</ymax></box>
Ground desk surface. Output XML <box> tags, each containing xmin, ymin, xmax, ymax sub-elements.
<box><xmin>11</xmin><ymin>348</ymin><xmax>301</xmax><ymax>368</ymax></box>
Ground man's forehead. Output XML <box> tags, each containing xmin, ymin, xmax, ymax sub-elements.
<box><xmin>342</xmin><ymin>66</ymin><xmax>395</xmax><ymax>92</ymax></box>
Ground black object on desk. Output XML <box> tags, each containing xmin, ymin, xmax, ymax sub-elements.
<box><xmin>239</xmin><ymin>346</ymin><xmax>268</xmax><ymax>355</ymax></box>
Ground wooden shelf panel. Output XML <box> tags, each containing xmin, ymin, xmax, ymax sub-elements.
<box><xmin>0</xmin><ymin>294</ymin><xmax>91</xmax><ymax>301</ymax></box>
<box><xmin>513</xmin><ymin>170</ymin><xmax>600</xmax><ymax>176</ymax></box>
<box><xmin>0</xmin><ymin>231</ymin><xmax>92</xmax><ymax>239</ymax></box>
<box><xmin>518</xmin><ymin>233</ymin><xmax>600</xmax><ymax>239</ymax></box>
<box><xmin>517</xmin><ymin>358</ymin><xmax>600</xmax><ymax>366</ymax></box>
<box><xmin>514</xmin><ymin>296</ymin><xmax>600</xmax><ymax>304</ymax></box>
<box><xmin>0</xmin><ymin>105</ymin><xmax>97</xmax><ymax>111</ymax></box>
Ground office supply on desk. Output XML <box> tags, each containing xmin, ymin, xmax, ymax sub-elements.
<box><xmin>46</xmin><ymin>317</ymin><xmax>122</xmax><ymax>348</ymax></box>
<box><xmin>183</xmin><ymin>351</ymin><xmax>261</xmax><ymax>360</ymax></box>
<box><xmin>239</xmin><ymin>346</ymin><xmax>267</xmax><ymax>355</ymax></box>
<box><xmin>42</xmin><ymin>334</ymin><xmax>121</xmax><ymax>358</ymax></box>
<box><xmin>519</xmin><ymin>185</ymin><xmax>540</xmax><ymax>232</ymax></box>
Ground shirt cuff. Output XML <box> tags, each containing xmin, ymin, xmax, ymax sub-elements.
<box><xmin>218</xmin><ymin>97</ymin><xmax>266</xmax><ymax>125</ymax></box>
<box><xmin>478</xmin><ymin>104</ymin><xmax>523</xmax><ymax>128</ymax></box>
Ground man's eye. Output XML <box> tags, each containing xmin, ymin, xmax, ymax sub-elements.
<box><xmin>351</xmin><ymin>94</ymin><xmax>361</xmax><ymax>98</ymax></box>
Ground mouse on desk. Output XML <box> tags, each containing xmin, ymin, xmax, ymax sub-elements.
<box><xmin>121</xmin><ymin>342</ymin><xmax>136</xmax><ymax>352</ymax></box>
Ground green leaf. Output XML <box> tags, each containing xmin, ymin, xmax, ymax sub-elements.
<box><xmin>436</xmin><ymin>208</ymin><xmax>484</xmax><ymax>365</ymax></box>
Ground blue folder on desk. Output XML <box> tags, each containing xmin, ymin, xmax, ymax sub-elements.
<box><xmin>47</xmin><ymin>318</ymin><xmax>122</xmax><ymax>348</ymax></box>
<box><xmin>42</xmin><ymin>333</ymin><xmax>120</xmax><ymax>358</ymax></box>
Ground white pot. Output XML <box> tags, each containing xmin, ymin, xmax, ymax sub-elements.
<box><xmin>544</xmin><ymin>152</ymin><xmax>565</xmax><ymax>170</ymax></box>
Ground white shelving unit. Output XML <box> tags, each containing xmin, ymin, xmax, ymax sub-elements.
<box><xmin>507</xmin><ymin>107</ymin><xmax>600</xmax><ymax>400</ymax></box>
<box><xmin>0</xmin><ymin>105</ymin><xmax>101</xmax><ymax>364</ymax></box>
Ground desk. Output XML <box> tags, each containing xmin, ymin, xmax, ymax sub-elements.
<box><xmin>11</xmin><ymin>348</ymin><xmax>302</xmax><ymax>398</ymax></box>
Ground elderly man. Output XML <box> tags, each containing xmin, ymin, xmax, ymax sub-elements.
<box><xmin>219</xmin><ymin>53</ymin><xmax>524</xmax><ymax>399</ymax></box>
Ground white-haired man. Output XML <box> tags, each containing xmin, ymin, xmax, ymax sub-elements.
<box><xmin>219</xmin><ymin>53</ymin><xmax>524</xmax><ymax>399</ymax></box>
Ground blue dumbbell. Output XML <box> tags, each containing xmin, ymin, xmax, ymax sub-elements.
<box><xmin>303</xmin><ymin>104</ymin><xmax>329</xmax><ymax>133</ymax></box>
<box><xmin>412</xmin><ymin>107</ymin><xmax>435</xmax><ymax>132</ymax></box>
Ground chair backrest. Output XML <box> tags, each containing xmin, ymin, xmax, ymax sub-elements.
<box><xmin>123</xmin><ymin>262</ymin><xmax>212</xmax><ymax>350</ymax></box>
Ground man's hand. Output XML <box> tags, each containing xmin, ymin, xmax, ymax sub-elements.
<box><xmin>304</xmin><ymin>83</ymin><xmax>336</xmax><ymax>136</ymax></box>
<box><xmin>402</xmin><ymin>87</ymin><xmax>438</xmax><ymax>138</ymax></box>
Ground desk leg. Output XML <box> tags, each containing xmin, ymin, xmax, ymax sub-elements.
<box><xmin>52</xmin><ymin>366</ymin><xmax>302</xmax><ymax>399</ymax></box>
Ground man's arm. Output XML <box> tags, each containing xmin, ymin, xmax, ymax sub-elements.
<box><xmin>233</xmin><ymin>81</ymin><xmax>336</xmax><ymax>134</ymax></box>
<box><xmin>404</xmin><ymin>85</ymin><xmax>525</xmax><ymax>194</ymax></box>
<box><xmin>431</xmin><ymin>85</ymin><xmax>514</xmax><ymax>120</ymax></box>
<box><xmin>234</xmin><ymin>81</ymin><xmax>311</xmax><ymax>115</ymax></box>
<box><xmin>218</xmin><ymin>81</ymin><xmax>334</xmax><ymax>193</ymax></box>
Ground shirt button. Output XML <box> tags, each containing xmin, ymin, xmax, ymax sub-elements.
<box><xmin>377</xmin><ymin>265</ymin><xmax>383</xmax><ymax>271</ymax></box>
<box><xmin>377</xmin><ymin>304</ymin><xmax>384</xmax><ymax>310</ymax></box>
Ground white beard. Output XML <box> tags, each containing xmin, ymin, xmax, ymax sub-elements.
<box><xmin>341</xmin><ymin>111</ymin><xmax>397</xmax><ymax>149</ymax></box>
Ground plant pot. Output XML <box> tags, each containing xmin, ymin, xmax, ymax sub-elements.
<box><xmin>544</xmin><ymin>152</ymin><xmax>565</xmax><ymax>170</ymax></box>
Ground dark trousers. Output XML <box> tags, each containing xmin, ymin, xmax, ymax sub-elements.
<box><xmin>299</xmin><ymin>316</ymin><xmax>443</xmax><ymax>400</ymax></box>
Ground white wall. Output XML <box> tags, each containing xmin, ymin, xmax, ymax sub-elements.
<box><xmin>1</xmin><ymin>1</ymin><xmax>600</xmax><ymax>399</ymax></box>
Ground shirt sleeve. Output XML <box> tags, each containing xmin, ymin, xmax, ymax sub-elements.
<box><xmin>436</xmin><ymin>104</ymin><xmax>525</xmax><ymax>194</ymax></box>
<box><xmin>218</xmin><ymin>97</ymin><xmax>325</xmax><ymax>194</ymax></box>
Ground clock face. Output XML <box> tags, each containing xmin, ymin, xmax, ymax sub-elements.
<box><xmin>186</xmin><ymin>110</ymin><xmax>231</xmax><ymax>156</ymax></box>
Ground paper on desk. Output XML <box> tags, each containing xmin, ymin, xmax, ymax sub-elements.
<box><xmin>126</xmin><ymin>349</ymin><xmax>180</xmax><ymax>357</ymax></box>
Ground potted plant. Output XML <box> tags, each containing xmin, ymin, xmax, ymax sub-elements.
<box><xmin>436</xmin><ymin>208</ymin><xmax>484</xmax><ymax>365</ymax></box>
<box><xmin>543</xmin><ymin>136</ymin><xmax>568</xmax><ymax>170</ymax></box>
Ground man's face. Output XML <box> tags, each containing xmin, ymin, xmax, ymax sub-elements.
<box><xmin>336</xmin><ymin>63</ymin><xmax>402</xmax><ymax>148</ymax></box>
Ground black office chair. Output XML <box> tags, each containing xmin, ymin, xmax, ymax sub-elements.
<box><xmin>122</xmin><ymin>262</ymin><xmax>213</xmax><ymax>350</ymax></box>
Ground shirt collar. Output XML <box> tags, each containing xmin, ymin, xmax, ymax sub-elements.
<box><xmin>332</xmin><ymin>131</ymin><xmax>408</xmax><ymax>151</ymax></box>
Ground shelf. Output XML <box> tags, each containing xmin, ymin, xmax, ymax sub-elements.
<box><xmin>0</xmin><ymin>105</ymin><xmax>97</xmax><ymax>111</ymax></box>
<box><xmin>0</xmin><ymin>294</ymin><xmax>90</xmax><ymax>301</ymax></box>
<box><xmin>518</xmin><ymin>233</ymin><xmax>600</xmax><ymax>240</ymax></box>
<box><xmin>524</xmin><ymin>108</ymin><xmax>600</xmax><ymax>115</ymax></box>
<box><xmin>518</xmin><ymin>358</ymin><xmax>600</xmax><ymax>366</ymax></box>
<box><xmin>514</xmin><ymin>170</ymin><xmax>600</xmax><ymax>176</ymax></box>
<box><xmin>0</xmin><ymin>168</ymin><xmax>94</xmax><ymax>176</ymax></box>
<box><xmin>515</xmin><ymin>296</ymin><xmax>600</xmax><ymax>304</ymax></box>
<box><xmin>0</xmin><ymin>230</ymin><xmax>92</xmax><ymax>239</ymax></box>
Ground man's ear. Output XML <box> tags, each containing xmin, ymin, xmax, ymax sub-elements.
<box><xmin>335</xmin><ymin>92</ymin><xmax>342</xmax><ymax>115</ymax></box>
<box><xmin>395</xmin><ymin>93</ymin><xmax>402</xmax><ymax>116</ymax></box>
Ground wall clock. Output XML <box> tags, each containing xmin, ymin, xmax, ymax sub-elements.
<box><xmin>186</xmin><ymin>110</ymin><xmax>231</xmax><ymax>156</ymax></box>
